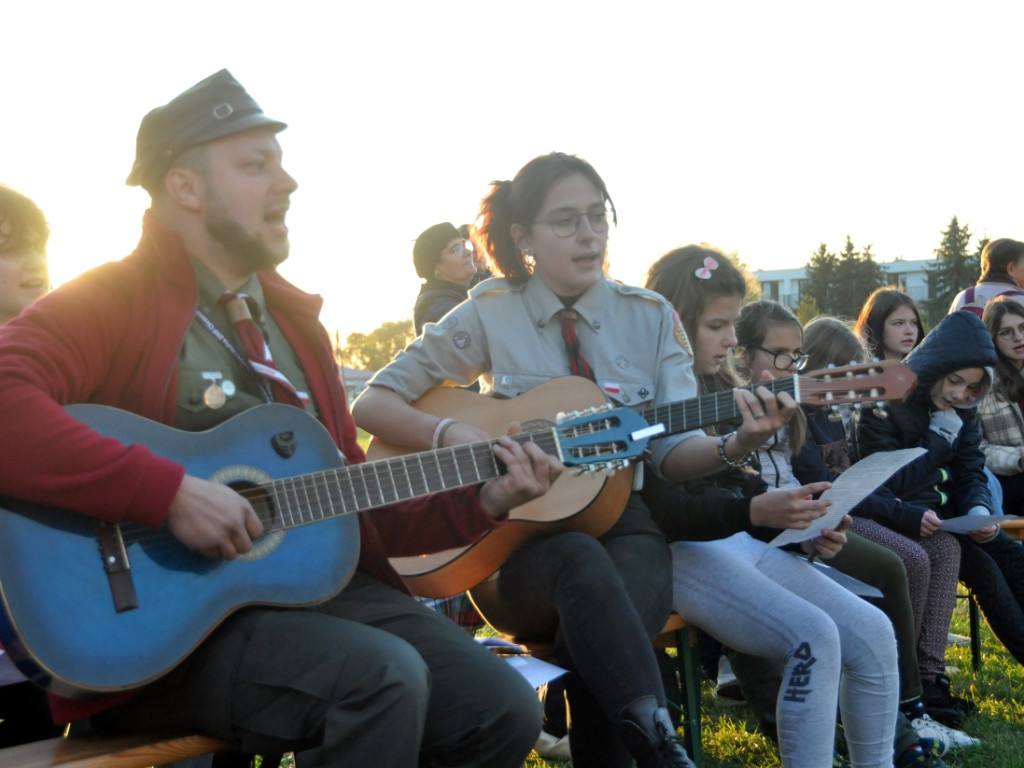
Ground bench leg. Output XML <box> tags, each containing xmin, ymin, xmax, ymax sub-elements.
<box><xmin>968</xmin><ymin>593</ymin><xmax>982</xmax><ymax>672</ymax></box>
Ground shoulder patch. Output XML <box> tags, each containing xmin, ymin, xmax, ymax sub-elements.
<box><xmin>672</xmin><ymin>311</ymin><xmax>692</xmax><ymax>356</ymax></box>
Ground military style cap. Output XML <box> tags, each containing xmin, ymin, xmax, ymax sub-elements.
<box><xmin>126</xmin><ymin>69</ymin><xmax>287</xmax><ymax>189</ymax></box>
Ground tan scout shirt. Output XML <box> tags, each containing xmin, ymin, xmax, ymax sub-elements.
<box><xmin>368</xmin><ymin>274</ymin><xmax>701</xmax><ymax>474</ymax></box>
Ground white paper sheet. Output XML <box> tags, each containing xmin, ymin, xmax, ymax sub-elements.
<box><xmin>940</xmin><ymin>513</ymin><xmax>1018</xmax><ymax>534</ymax></box>
<box><xmin>769</xmin><ymin>447</ymin><xmax>926</xmax><ymax>547</ymax></box>
<box><xmin>476</xmin><ymin>636</ymin><xmax>567</xmax><ymax>688</ymax></box>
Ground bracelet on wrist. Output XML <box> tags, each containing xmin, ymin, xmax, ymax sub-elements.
<box><xmin>716</xmin><ymin>431</ymin><xmax>752</xmax><ymax>469</ymax></box>
<box><xmin>432</xmin><ymin>418</ymin><xmax>458</xmax><ymax>449</ymax></box>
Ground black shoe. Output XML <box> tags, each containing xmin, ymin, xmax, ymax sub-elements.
<box><xmin>921</xmin><ymin>674</ymin><xmax>977</xmax><ymax>727</ymax></box>
<box><xmin>617</xmin><ymin>696</ymin><xmax>697</xmax><ymax>768</ymax></box>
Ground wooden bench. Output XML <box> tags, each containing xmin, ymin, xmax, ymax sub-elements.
<box><xmin>0</xmin><ymin>731</ymin><xmax>234</xmax><ymax>768</ymax></box>
<box><xmin>653</xmin><ymin>613</ymin><xmax>703</xmax><ymax>768</ymax></box>
<box><xmin>1000</xmin><ymin>517</ymin><xmax>1024</xmax><ymax>541</ymax></box>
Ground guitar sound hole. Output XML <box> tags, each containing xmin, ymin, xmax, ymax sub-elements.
<box><xmin>230</xmin><ymin>481</ymin><xmax>277</xmax><ymax>534</ymax></box>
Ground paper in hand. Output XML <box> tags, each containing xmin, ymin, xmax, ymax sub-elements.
<box><xmin>769</xmin><ymin>447</ymin><xmax>927</xmax><ymax>548</ymax></box>
<box><xmin>939</xmin><ymin>513</ymin><xmax>1018</xmax><ymax>534</ymax></box>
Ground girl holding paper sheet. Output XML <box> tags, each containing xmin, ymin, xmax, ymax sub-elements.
<box><xmin>852</xmin><ymin>311</ymin><xmax>1024</xmax><ymax>695</ymax></box>
<box><xmin>729</xmin><ymin>297</ymin><xmax>972</xmax><ymax>758</ymax></box>
<box><xmin>796</xmin><ymin>317</ymin><xmax>977</xmax><ymax>746</ymax></box>
<box><xmin>642</xmin><ymin>247</ymin><xmax>900</xmax><ymax>768</ymax></box>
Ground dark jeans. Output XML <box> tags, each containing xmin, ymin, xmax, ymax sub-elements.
<box><xmin>479</xmin><ymin>493</ymin><xmax>673</xmax><ymax>768</ymax></box>
<box><xmin>958</xmin><ymin>530</ymin><xmax>1024</xmax><ymax>666</ymax></box>
<box><xmin>94</xmin><ymin>573</ymin><xmax>540</xmax><ymax>768</ymax></box>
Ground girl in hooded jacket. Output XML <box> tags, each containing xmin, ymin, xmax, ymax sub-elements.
<box><xmin>853</xmin><ymin>311</ymin><xmax>1024</xmax><ymax>695</ymax></box>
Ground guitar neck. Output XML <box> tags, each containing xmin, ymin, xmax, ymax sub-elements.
<box><xmin>637</xmin><ymin>376</ymin><xmax>799</xmax><ymax>437</ymax></box>
<box><xmin>263</xmin><ymin>430</ymin><xmax>556</xmax><ymax>530</ymax></box>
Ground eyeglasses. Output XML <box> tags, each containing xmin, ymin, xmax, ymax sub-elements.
<box><xmin>442</xmin><ymin>240</ymin><xmax>468</xmax><ymax>259</ymax></box>
<box><xmin>754</xmin><ymin>346</ymin><xmax>810</xmax><ymax>371</ymax></box>
<box><xmin>996</xmin><ymin>322</ymin><xmax>1024</xmax><ymax>341</ymax></box>
<box><xmin>534</xmin><ymin>208</ymin><xmax>612</xmax><ymax>238</ymax></box>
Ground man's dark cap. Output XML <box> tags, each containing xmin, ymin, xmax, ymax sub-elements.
<box><xmin>126</xmin><ymin>69</ymin><xmax>287</xmax><ymax>189</ymax></box>
<box><xmin>413</xmin><ymin>222</ymin><xmax>460</xmax><ymax>279</ymax></box>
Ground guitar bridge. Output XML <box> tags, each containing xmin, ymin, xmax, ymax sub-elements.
<box><xmin>95</xmin><ymin>521</ymin><xmax>139</xmax><ymax>613</ymax></box>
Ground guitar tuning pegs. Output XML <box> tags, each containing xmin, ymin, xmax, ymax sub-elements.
<box><xmin>873</xmin><ymin>403</ymin><xmax>889</xmax><ymax>419</ymax></box>
<box><xmin>827</xmin><ymin>404</ymin><xmax>843</xmax><ymax>422</ymax></box>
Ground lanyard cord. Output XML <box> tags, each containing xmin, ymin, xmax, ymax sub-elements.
<box><xmin>193</xmin><ymin>307</ymin><xmax>274</xmax><ymax>403</ymax></box>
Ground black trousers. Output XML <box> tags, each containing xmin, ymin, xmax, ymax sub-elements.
<box><xmin>958</xmin><ymin>530</ymin><xmax>1024</xmax><ymax>666</ymax></box>
<box><xmin>94</xmin><ymin>573</ymin><xmax>540</xmax><ymax>768</ymax></box>
<box><xmin>480</xmin><ymin>494</ymin><xmax>673</xmax><ymax>768</ymax></box>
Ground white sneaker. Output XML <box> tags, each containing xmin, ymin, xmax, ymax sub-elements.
<box><xmin>534</xmin><ymin>729</ymin><xmax>572</xmax><ymax>760</ymax></box>
<box><xmin>713</xmin><ymin>655</ymin><xmax>745</xmax><ymax>706</ymax></box>
<box><xmin>911</xmin><ymin>713</ymin><xmax>980</xmax><ymax>755</ymax></box>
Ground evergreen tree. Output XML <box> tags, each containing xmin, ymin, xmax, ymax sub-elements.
<box><xmin>925</xmin><ymin>216</ymin><xmax>977</xmax><ymax>319</ymax></box>
<box><xmin>802</xmin><ymin>243</ymin><xmax>840</xmax><ymax>315</ymax></box>
<box><xmin>795</xmin><ymin>294</ymin><xmax>820</xmax><ymax>326</ymax></box>
<box><xmin>834</xmin><ymin>237</ymin><xmax>886</xmax><ymax>320</ymax></box>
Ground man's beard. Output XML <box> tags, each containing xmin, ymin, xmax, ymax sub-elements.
<box><xmin>203</xmin><ymin>209</ymin><xmax>288</xmax><ymax>275</ymax></box>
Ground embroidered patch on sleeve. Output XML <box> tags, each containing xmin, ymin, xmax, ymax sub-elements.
<box><xmin>672</xmin><ymin>311</ymin><xmax>693</xmax><ymax>356</ymax></box>
<box><xmin>452</xmin><ymin>330</ymin><xmax>472</xmax><ymax>350</ymax></box>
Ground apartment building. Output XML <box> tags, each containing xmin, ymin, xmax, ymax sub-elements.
<box><xmin>753</xmin><ymin>257</ymin><xmax>939</xmax><ymax>310</ymax></box>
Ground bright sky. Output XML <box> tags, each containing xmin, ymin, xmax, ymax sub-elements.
<box><xmin>6</xmin><ymin>2</ymin><xmax>1023</xmax><ymax>342</ymax></box>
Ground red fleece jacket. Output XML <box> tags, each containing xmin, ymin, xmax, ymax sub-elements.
<box><xmin>0</xmin><ymin>213</ymin><xmax>503</xmax><ymax>722</ymax></box>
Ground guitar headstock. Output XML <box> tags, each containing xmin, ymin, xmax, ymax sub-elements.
<box><xmin>554</xmin><ymin>404</ymin><xmax>664</xmax><ymax>474</ymax></box>
<box><xmin>797</xmin><ymin>360</ymin><xmax>917</xmax><ymax>416</ymax></box>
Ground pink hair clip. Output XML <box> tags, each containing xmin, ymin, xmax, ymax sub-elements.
<box><xmin>694</xmin><ymin>256</ymin><xmax>719</xmax><ymax>280</ymax></box>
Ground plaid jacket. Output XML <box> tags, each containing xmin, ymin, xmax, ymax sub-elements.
<box><xmin>978</xmin><ymin>383</ymin><xmax>1024</xmax><ymax>476</ymax></box>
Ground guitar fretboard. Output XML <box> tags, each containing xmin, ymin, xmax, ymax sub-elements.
<box><xmin>257</xmin><ymin>430</ymin><xmax>560</xmax><ymax>530</ymax></box>
<box><xmin>637</xmin><ymin>376</ymin><xmax>799</xmax><ymax>437</ymax></box>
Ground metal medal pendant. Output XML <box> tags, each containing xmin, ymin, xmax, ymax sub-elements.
<box><xmin>204</xmin><ymin>383</ymin><xmax>227</xmax><ymax>409</ymax></box>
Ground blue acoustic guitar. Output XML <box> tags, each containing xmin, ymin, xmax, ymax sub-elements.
<box><xmin>0</xmin><ymin>395</ymin><xmax>653</xmax><ymax>698</ymax></box>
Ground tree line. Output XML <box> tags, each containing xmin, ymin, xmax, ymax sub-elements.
<box><xmin>337</xmin><ymin>216</ymin><xmax>988</xmax><ymax>372</ymax></box>
<box><xmin>796</xmin><ymin>216</ymin><xmax>985</xmax><ymax>327</ymax></box>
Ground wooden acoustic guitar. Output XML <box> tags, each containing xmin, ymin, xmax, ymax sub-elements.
<box><xmin>368</xmin><ymin>360</ymin><xmax>917</xmax><ymax>598</ymax></box>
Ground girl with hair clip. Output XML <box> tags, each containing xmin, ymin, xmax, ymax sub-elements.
<box><xmin>353</xmin><ymin>154</ymin><xmax>794</xmax><ymax>768</ymax></box>
<box><xmin>979</xmin><ymin>296</ymin><xmax>1024</xmax><ymax>514</ymax></box>
<box><xmin>948</xmin><ymin>238</ymin><xmax>1024</xmax><ymax>315</ymax></box>
<box><xmin>796</xmin><ymin>317</ymin><xmax>978</xmax><ymax>752</ymax></box>
<box><xmin>855</xmin><ymin>287</ymin><xmax>925</xmax><ymax>362</ymax></box>
<box><xmin>643</xmin><ymin>247</ymin><xmax>901</xmax><ymax>768</ymax></box>
<box><xmin>851</xmin><ymin>311</ymin><xmax>1024</xmax><ymax>715</ymax></box>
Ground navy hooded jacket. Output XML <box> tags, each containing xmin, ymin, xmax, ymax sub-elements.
<box><xmin>851</xmin><ymin>311</ymin><xmax>997</xmax><ymax>538</ymax></box>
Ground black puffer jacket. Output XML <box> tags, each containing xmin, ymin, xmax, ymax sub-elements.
<box><xmin>851</xmin><ymin>311</ymin><xmax>997</xmax><ymax>537</ymax></box>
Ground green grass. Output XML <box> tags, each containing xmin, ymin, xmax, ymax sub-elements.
<box><xmin>524</xmin><ymin>594</ymin><xmax>1024</xmax><ymax>768</ymax></box>
<box><xmin>346</xmin><ymin>424</ymin><xmax>1023</xmax><ymax>765</ymax></box>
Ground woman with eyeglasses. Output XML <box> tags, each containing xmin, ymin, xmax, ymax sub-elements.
<box><xmin>797</xmin><ymin>318</ymin><xmax>976</xmax><ymax>749</ymax></box>
<box><xmin>643</xmin><ymin>251</ymin><xmax>906</xmax><ymax>768</ymax></box>
<box><xmin>353</xmin><ymin>152</ymin><xmax>794</xmax><ymax>768</ymax></box>
<box><xmin>979</xmin><ymin>297</ymin><xmax>1024</xmax><ymax>515</ymax></box>
<box><xmin>731</xmin><ymin>301</ymin><xmax>813</xmax><ymax>489</ymax></box>
<box><xmin>411</xmin><ymin>222</ymin><xmax>480</xmax><ymax>336</ymax></box>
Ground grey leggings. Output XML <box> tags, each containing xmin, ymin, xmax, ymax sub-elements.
<box><xmin>670</xmin><ymin>533</ymin><xmax>898</xmax><ymax>768</ymax></box>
